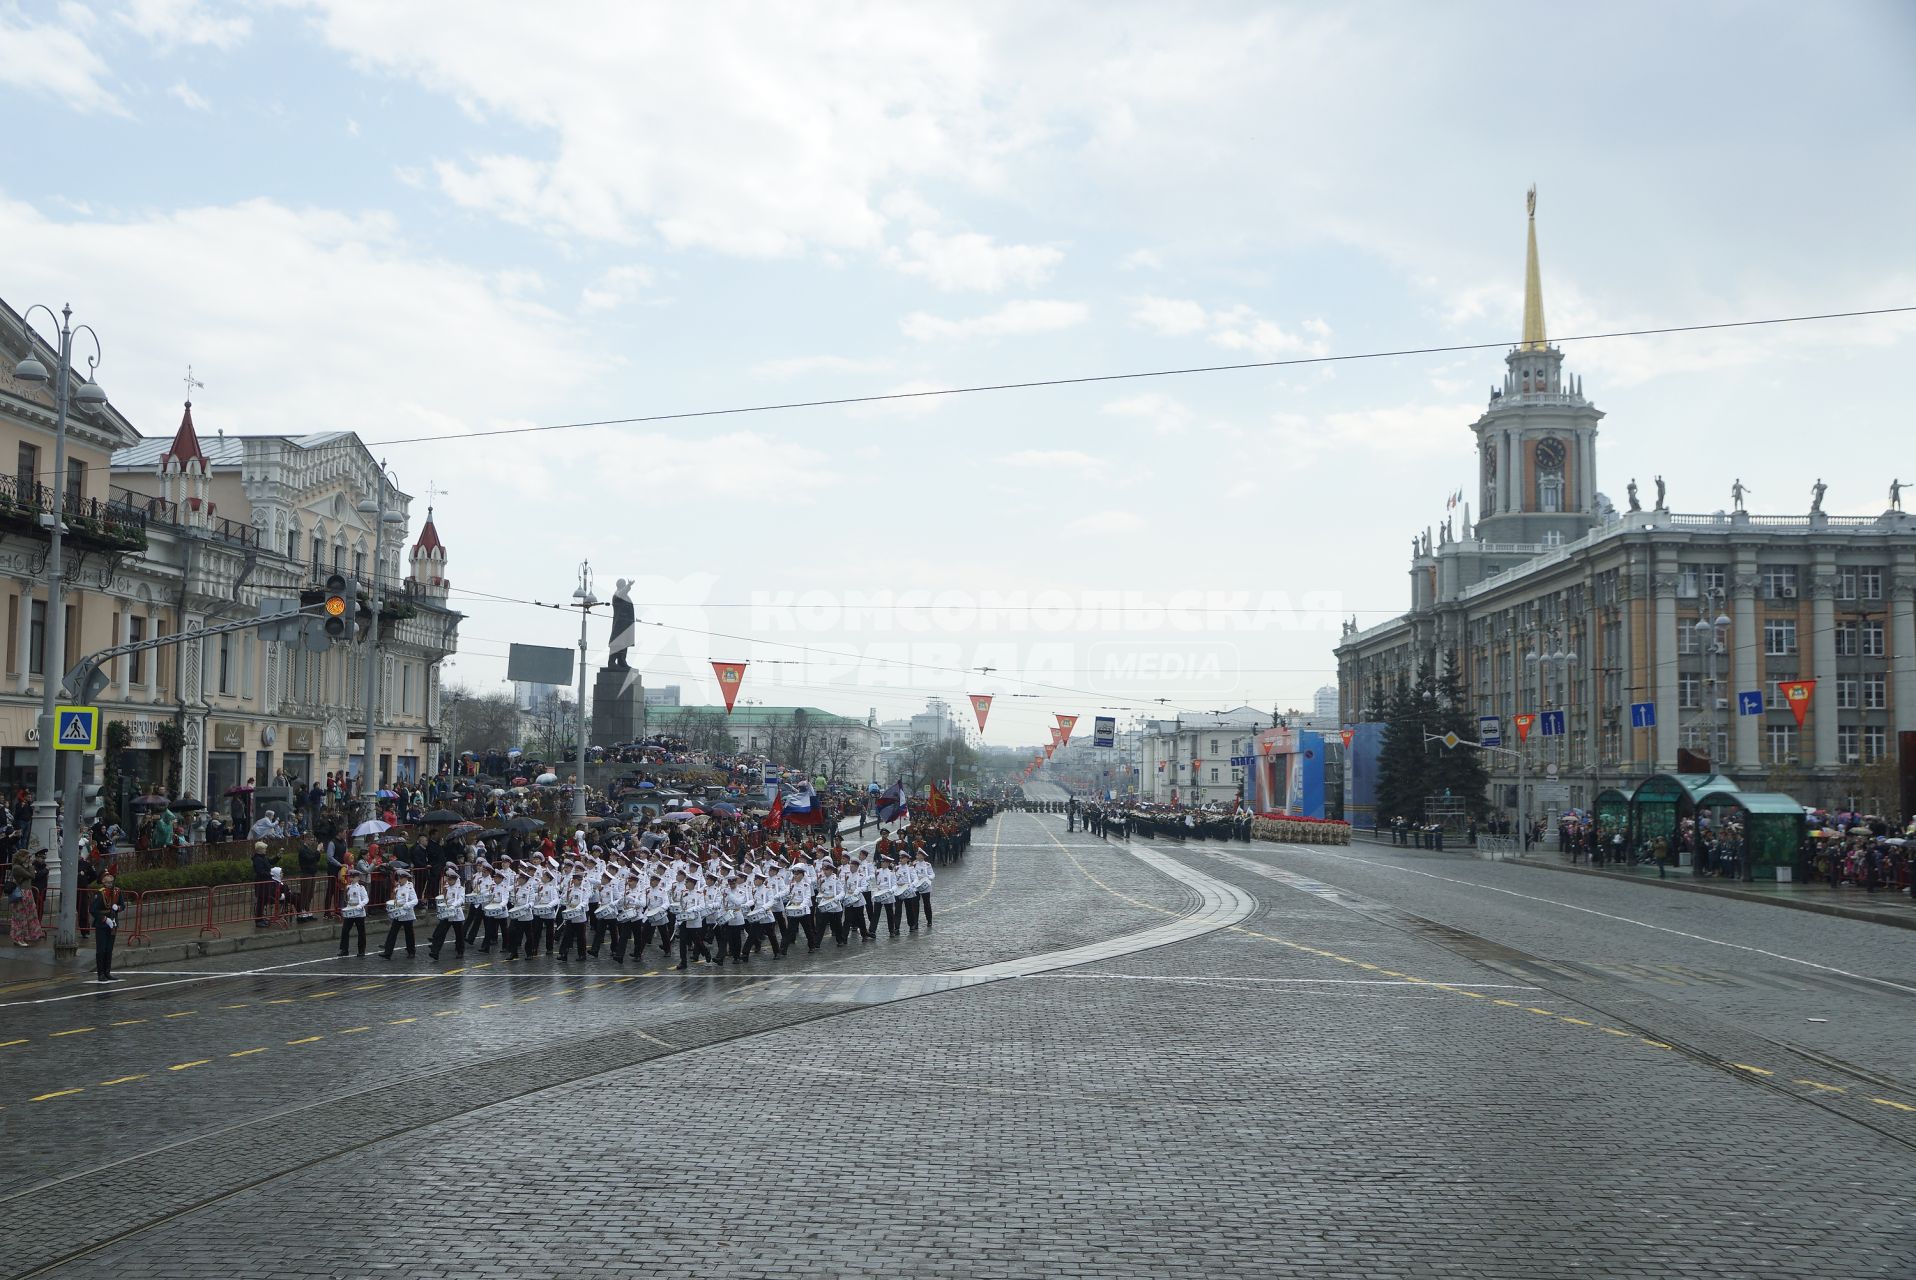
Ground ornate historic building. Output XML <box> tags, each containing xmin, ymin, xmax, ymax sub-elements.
<box><xmin>1334</xmin><ymin>193</ymin><xmax>1916</xmax><ymax>818</ymax></box>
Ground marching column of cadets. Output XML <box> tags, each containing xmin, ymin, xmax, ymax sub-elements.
<box><xmin>337</xmin><ymin>831</ymin><xmax>947</xmax><ymax>968</ymax></box>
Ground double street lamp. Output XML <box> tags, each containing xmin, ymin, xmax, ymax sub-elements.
<box><xmin>1523</xmin><ymin>626</ymin><xmax>1576</xmax><ymax>844</ymax></box>
<box><xmin>356</xmin><ymin>461</ymin><xmax>407</xmax><ymax>819</ymax></box>
<box><xmin>1693</xmin><ymin>590</ymin><xmax>1731</xmax><ymax>772</ymax></box>
<box><xmin>11</xmin><ymin>304</ymin><xmax>110</xmax><ymax>957</ymax></box>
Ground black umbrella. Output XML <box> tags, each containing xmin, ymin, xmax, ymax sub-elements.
<box><xmin>171</xmin><ymin>798</ymin><xmax>206</xmax><ymax>812</ymax></box>
<box><xmin>131</xmin><ymin>795</ymin><xmax>172</xmax><ymax>808</ymax></box>
<box><xmin>504</xmin><ymin>815</ymin><xmax>545</xmax><ymax>834</ymax></box>
<box><xmin>475</xmin><ymin>828</ymin><xmax>506</xmax><ymax>839</ymax></box>
<box><xmin>416</xmin><ymin>808</ymin><xmax>466</xmax><ymax>825</ymax></box>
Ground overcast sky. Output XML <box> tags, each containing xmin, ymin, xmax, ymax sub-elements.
<box><xmin>4</xmin><ymin>1</ymin><xmax>1913</xmax><ymax>746</ymax></box>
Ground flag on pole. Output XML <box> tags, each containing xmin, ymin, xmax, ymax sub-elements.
<box><xmin>970</xmin><ymin>694</ymin><xmax>993</xmax><ymax>731</ymax></box>
<box><xmin>927</xmin><ymin>781</ymin><xmax>952</xmax><ymax>817</ymax></box>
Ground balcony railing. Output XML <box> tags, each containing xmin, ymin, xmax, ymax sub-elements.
<box><xmin>0</xmin><ymin>472</ymin><xmax>148</xmax><ymax>549</ymax></box>
<box><xmin>109</xmin><ymin>484</ymin><xmax>258</xmax><ymax>548</ymax></box>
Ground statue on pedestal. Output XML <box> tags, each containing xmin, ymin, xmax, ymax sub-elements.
<box><xmin>1627</xmin><ymin>478</ymin><xmax>1640</xmax><ymax>512</ymax></box>
<box><xmin>1731</xmin><ymin>478</ymin><xmax>1750</xmax><ymax>513</ymax></box>
<box><xmin>1810</xmin><ymin>478</ymin><xmax>1826</xmax><ymax>515</ymax></box>
<box><xmin>1654</xmin><ymin>475</ymin><xmax>1666</xmax><ymax>511</ymax></box>
<box><xmin>608</xmin><ymin>579</ymin><xmax>634</xmax><ymax>670</ymax></box>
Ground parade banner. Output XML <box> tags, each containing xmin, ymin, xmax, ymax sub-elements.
<box><xmin>1513</xmin><ymin>713</ymin><xmax>1536</xmax><ymax>743</ymax></box>
<box><xmin>927</xmin><ymin>781</ymin><xmax>952</xmax><ymax>817</ymax></box>
<box><xmin>970</xmin><ymin>694</ymin><xmax>993</xmax><ymax>731</ymax></box>
<box><xmin>1093</xmin><ymin>716</ymin><xmax>1116</xmax><ymax>748</ymax></box>
<box><xmin>1340</xmin><ymin>728</ymin><xmax>1354</xmax><ymax>750</ymax></box>
<box><xmin>712</xmin><ymin>661</ymin><xmax>747</xmax><ymax>712</ymax></box>
<box><xmin>1779</xmin><ymin>679</ymin><xmax>1816</xmax><ymax>729</ymax></box>
<box><xmin>1048</xmin><ymin>726</ymin><xmax>1062</xmax><ymax>746</ymax></box>
<box><xmin>1056</xmin><ymin>714</ymin><xmax>1078</xmax><ymax>744</ymax></box>
<box><xmin>1044</xmin><ymin>742</ymin><xmax>1055</xmax><ymax>759</ymax></box>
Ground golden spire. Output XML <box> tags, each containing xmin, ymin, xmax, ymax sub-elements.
<box><xmin>1520</xmin><ymin>185</ymin><xmax>1547</xmax><ymax>351</ymax></box>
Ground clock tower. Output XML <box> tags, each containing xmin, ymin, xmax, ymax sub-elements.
<box><xmin>1471</xmin><ymin>187</ymin><xmax>1604</xmax><ymax>546</ymax></box>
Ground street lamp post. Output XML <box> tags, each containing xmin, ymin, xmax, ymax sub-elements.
<box><xmin>1693</xmin><ymin>589</ymin><xmax>1731</xmax><ymax>776</ymax></box>
<box><xmin>356</xmin><ymin>462</ymin><xmax>407</xmax><ymax>821</ymax></box>
<box><xmin>11</xmin><ymin>304</ymin><xmax>110</xmax><ymax>957</ymax></box>
<box><xmin>1524</xmin><ymin>625</ymin><xmax>1577</xmax><ymax>850</ymax></box>
<box><xmin>570</xmin><ymin>562</ymin><xmax>596</xmax><ymax>826</ymax></box>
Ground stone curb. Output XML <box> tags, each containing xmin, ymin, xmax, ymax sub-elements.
<box><xmin>1502</xmin><ymin>855</ymin><xmax>1916</xmax><ymax>931</ymax></box>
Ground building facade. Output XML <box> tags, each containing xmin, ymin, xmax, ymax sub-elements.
<box><xmin>1334</xmin><ymin>192</ymin><xmax>1916</xmax><ymax>819</ymax></box>
<box><xmin>1134</xmin><ymin>706</ymin><xmax>1272</xmax><ymax>805</ymax></box>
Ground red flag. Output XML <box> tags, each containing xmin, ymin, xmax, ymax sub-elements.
<box><xmin>1513</xmin><ymin>713</ymin><xmax>1536</xmax><ymax>743</ymax></box>
<box><xmin>1779</xmin><ymin>679</ymin><xmax>1815</xmax><ymax>729</ymax></box>
<box><xmin>1048</xmin><ymin>726</ymin><xmax>1062</xmax><ymax>746</ymax></box>
<box><xmin>712</xmin><ymin>661</ymin><xmax>747</xmax><ymax>712</ymax></box>
<box><xmin>1044</xmin><ymin>742</ymin><xmax>1055</xmax><ymax>759</ymax></box>
<box><xmin>1055</xmin><ymin>714</ymin><xmax>1078</xmax><ymax>744</ymax></box>
<box><xmin>927</xmin><ymin>781</ymin><xmax>952</xmax><ymax>817</ymax></box>
<box><xmin>970</xmin><ymin>694</ymin><xmax>993</xmax><ymax>731</ymax></box>
<box><xmin>764</xmin><ymin>792</ymin><xmax>783</xmax><ymax>830</ymax></box>
<box><xmin>1340</xmin><ymin>728</ymin><xmax>1354</xmax><ymax>750</ymax></box>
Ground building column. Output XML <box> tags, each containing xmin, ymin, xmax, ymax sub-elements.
<box><xmin>1653</xmin><ymin>552</ymin><xmax>1679</xmax><ymax>770</ymax></box>
<box><xmin>13</xmin><ymin>580</ymin><xmax>32</xmax><ymax>694</ymax></box>
<box><xmin>1731</xmin><ymin>561</ymin><xmax>1759</xmax><ymax>771</ymax></box>
<box><xmin>1891</xmin><ymin>563</ymin><xmax>1916</xmax><ymax>740</ymax></box>
<box><xmin>1811</xmin><ymin>560</ymin><xmax>1839</xmax><ymax>768</ymax></box>
<box><xmin>115</xmin><ymin>606</ymin><xmax>134</xmax><ymax>700</ymax></box>
<box><xmin>144</xmin><ymin>612</ymin><xmax>159</xmax><ymax>704</ymax></box>
<box><xmin>1499</xmin><ymin>431</ymin><xmax>1514</xmax><ymax>515</ymax></box>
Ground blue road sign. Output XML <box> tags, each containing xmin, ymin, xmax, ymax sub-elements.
<box><xmin>1629</xmin><ymin>701</ymin><xmax>1656</xmax><ymax>729</ymax></box>
<box><xmin>1477</xmin><ymin>715</ymin><xmax>1501</xmax><ymax>748</ymax></box>
<box><xmin>1539</xmin><ymin>710</ymin><xmax>1566</xmax><ymax>737</ymax></box>
<box><xmin>54</xmin><ymin>704</ymin><xmax>99</xmax><ymax>751</ymax></box>
<box><xmin>1737</xmin><ymin>690</ymin><xmax>1765</xmax><ymax>716</ymax></box>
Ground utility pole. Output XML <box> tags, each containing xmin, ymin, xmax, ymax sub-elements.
<box><xmin>357</xmin><ymin>461</ymin><xmax>405</xmax><ymax>819</ymax></box>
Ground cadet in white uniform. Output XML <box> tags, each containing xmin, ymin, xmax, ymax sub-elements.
<box><xmin>428</xmin><ymin>866</ymin><xmax>466</xmax><ymax>960</ymax></box>
<box><xmin>381</xmin><ymin>867</ymin><xmax>419</xmax><ymax>960</ymax></box>
<box><xmin>338</xmin><ymin>869</ymin><xmax>369</xmax><ymax>957</ymax></box>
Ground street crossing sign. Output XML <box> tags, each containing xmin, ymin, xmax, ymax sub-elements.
<box><xmin>1737</xmin><ymin>690</ymin><xmax>1765</xmax><ymax>716</ymax></box>
<box><xmin>1629</xmin><ymin>701</ymin><xmax>1656</xmax><ymax>729</ymax></box>
<box><xmin>54</xmin><ymin>705</ymin><xmax>99</xmax><ymax>751</ymax></box>
<box><xmin>1539</xmin><ymin>710</ymin><xmax>1566</xmax><ymax>737</ymax></box>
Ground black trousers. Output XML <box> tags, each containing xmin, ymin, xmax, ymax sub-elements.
<box><xmin>94</xmin><ymin>926</ymin><xmax>115</xmax><ymax>979</ymax></box>
<box><xmin>881</xmin><ymin>899</ymin><xmax>902</xmax><ymax>935</ymax></box>
<box><xmin>589</xmin><ymin>917</ymin><xmax>616</xmax><ymax>956</ymax></box>
<box><xmin>557</xmin><ymin>920</ymin><xmax>588</xmax><ymax>959</ymax></box>
<box><xmin>339</xmin><ymin>917</ymin><xmax>367</xmax><ymax>955</ymax></box>
<box><xmin>463</xmin><ymin>912</ymin><xmax>486</xmax><ymax>945</ymax></box>
<box><xmin>823</xmin><ymin>908</ymin><xmax>848</xmax><ymax>944</ymax></box>
<box><xmin>746</xmin><ymin>919</ymin><xmax>781</xmax><ymax>956</ymax></box>
<box><xmin>382</xmin><ymin>918</ymin><xmax>416</xmax><ymax>958</ymax></box>
<box><xmin>657</xmin><ymin>914</ymin><xmax>677</xmax><ymax>951</ymax></box>
<box><xmin>677</xmin><ymin>924</ymin><xmax>710</xmax><ymax>966</ymax></box>
<box><xmin>903</xmin><ymin>895</ymin><xmax>920</xmax><ymax>930</ymax></box>
<box><xmin>508</xmin><ymin>918</ymin><xmax>539</xmax><ymax>957</ymax></box>
<box><xmin>919</xmin><ymin>892</ymin><xmax>933</xmax><ymax>928</ymax></box>
<box><xmin>429</xmin><ymin>915</ymin><xmax>466</xmax><ymax>958</ymax></box>
<box><xmin>480</xmin><ymin>915</ymin><xmax>504</xmax><ymax>950</ymax></box>
<box><xmin>536</xmin><ymin>916</ymin><xmax>557</xmax><ymax>950</ymax></box>
<box><xmin>843</xmin><ymin>903</ymin><xmax>871</xmax><ymax>940</ymax></box>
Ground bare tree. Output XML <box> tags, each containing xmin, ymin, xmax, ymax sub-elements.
<box><xmin>446</xmin><ymin>686</ymin><xmax>527</xmax><ymax>755</ymax></box>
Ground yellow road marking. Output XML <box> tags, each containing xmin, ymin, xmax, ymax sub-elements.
<box><xmin>387</xmin><ymin>1017</ymin><xmax>417</xmax><ymax>1025</ymax></box>
<box><xmin>163</xmin><ymin>1011</ymin><xmax>196</xmax><ymax>1019</ymax></box>
<box><xmin>517</xmin><ymin>995</ymin><xmax>540</xmax><ymax>1003</ymax></box>
<box><xmin>1559</xmin><ymin>1017</ymin><xmax>1593</xmax><ymax>1027</ymax></box>
<box><xmin>1377</xmin><ymin>970</ymin><xmax>1404</xmax><ymax>978</ymax></box>
<box><xmin>286</xmin><ymin>1036</ymin><xmax>323</xmax><ymax>1045</ymax></box>
<box><xmin>50</xmin><ymin>1027</ymin><xmax>95</xmax><ymax>1037</ymax></box>
<box><xmin>1356</xmin><ymin>963</ymin><xmax>1378</xmax><ymax>971</ymax></box>
<box><xmin>339</xmin><ymin>1026</ymin><xmax>370</xmax><ymax>1034</ymax></box>
<box><xmin>266</xmin><ymin>998</ymin><xmax>295</xmax><ymax>1005</ymax></box>
<box><xmin>1870</xmin><ymin>1097</ymin><xmax>1916</xmax><ymax>1113</ymax></box>
<box><xmin>479</xmin><ymin>1002</ymin><xmax>501</xmax><ymax>1009</ymax></box>
<box><xmin>1640</xmin><ymin>1039</ymin><xmax>1672</xmax><ymax>1049</ymax></box>
<box><xmin>168</xmin><ymin>1059</ymin><xmax>211</xmax><ymax>1071</ymax></box>
<box><xmin>0</xmin><ymin>1038</ymin><xmax>26</xmax><ymax>1048</ymax></box>
<box><xmin>114</xmin><ymin>1018</ymin><xmax>149</xmax><ymax>1025</ymax></box>
<box><xmin>352</xmin><ymin>983</ymin><xmax>385</xmax><ymax>991</ymax></box>
<box><xmin>31</xmin><ymin>1088</ymin><xmax>83</xmax><ymax>1101</ymax></box>
<box><xmin>470</xmin><ymin>962</ymin><xmax>492</xmax><ymax>969</ymax></box>
<box><xmin>443</xmin><ymin>968</ymin><xmax>465</xmax><ymax>976</ymax></box>
<box><xmin>220</xmin><ymin>1002</ymin><xmax>250</xmax><ymax>1009</ymax></box>
<box><xmin>307</xmin><ymin>991</ymin><xmax>338</xmax><ymax>999</ymax></box>
<box><xmin>406</xmin><ymin>975</ymin><xmax>436</xmax><ymax>983</ymax></box>
<box><xmin>432</xmin><ymin>1009</ymin><xmax>460</xmax><ymax>1017</ymax></box>
<box><xmin>98</xmin><ymin>1074</ymin><xmax>146</xmax><ymax>1086</ymax></box>
<box><xmin>1794</xmin><ymin>1079</ymin><xmax>1846</xmax><ymax>1093</ymax></box>
<box><xmin>1599</xmin><ymin>1027</ymin><xmax>1633</xmax><ymax>1037</ymax></box>
<box><xmin>616</xmin><ymin>976</ymin><xmax>636</xmax><ymax>983</ymax></box>
<box><xmin>229</xmin><ymin>1048</ymin><xmax>269</xmax><ymax>1058</ymax></box>
<box><xmin>1730</xmin><ymin>1063</ymin><xmax>1773</xmax><ymax>1077</ymax></box>
<box><xmin>1524</xmin><ymin>1007</ymin><xmax>1555</xmax><ymax>1016</ymax></box>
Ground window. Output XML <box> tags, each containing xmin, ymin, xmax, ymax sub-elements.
<box><xmin>1676</xmin><ymin>625</ymin><xmax>1699</xmax><ymax>655</ymax></box>
<box><xmin>311</xmin><ymin>535</ymin><xmax>323</xmax><ymax>575</ymax></box>
<box><xmin>1766</xmin><ymin>724</ymin><xmax>1795</xmax><ymax>763</ymax></box>
<box><xmin>1836</xmin><ymin>568</ymin><xmax>1858</xmax><ymax>601</ymax></box>
<box><xmin>1760</xmin><ymin>565</ymin><xmax>1798</xmax><ymax>599</ymax></box>
<box><xmin>1767</xmin><ymin>675</ymin><xmax>1798</xmax><ymax>705</ymax></box>
<box><xmin>1836</xmin><ymin>678</ymin><xmax>1858</xmax><ymax>710</ymax></box>
<box><xmin>1543</xmin><ymin>530</ymin><xmax>1564</xmax><ymax>547</ymax></box>
<box><xmin>1861</xmin><ymin>567</ymin><xmax>1884</xmax><ymax>600</ymax></box>
<box><xmin>1208</xmin><ymin>767</ymin><xmax>1218</xmax><ymax>783</ymax></box>
<box><xmin>27</xmin><ymin>598</ymin><xmax>45</xmax><ymax>676</ymax></box>
<box><xmin>16</xmin><ymin>441</ymin><xmax>37</xmax><ymax>494</ymax></box>
<box><xmin>128</xmin><ymin>616</ymin><xmax>144</xmax><ymax>684</ymax></box>
<box><xmin>332</xmin><ymin>544</ymin><xmax>344</xmax><ymax>572</ymax></box>
<box><xmin>1701</xmin><ymin>564</ymin><xmax>1727</xmax><ymax>595</ymax></box>
<box><xmin>1834</xmin><ymin>625</ymin><xmax>1857</xmax><ymax>658</ymax></box>
<box><xmin>1838</xmin><ymin>725</ymin><xmax>1859</xmax><ymax>762</ymax></box>
<box><xmin>354</xmin><ymin>550</ymin><xmax>365</xmax><ymax>579</ymax></box>
<box><xmin>218</xmin><ymin>633</ymin><xmax>231</xmax><ymax>694</ymax></box>
<box><xmin>1864</xmin><ymin>622</ymin><xmax>1885</xmax><ymax>656</ymax></box>
<box><xmin>1762</xmin><ymin>620</ymin><xmax>1796</xmax><ymax>655</ymax></box>
<box><xmin>286</xmin><ymin>528</ymin><xmax>299</xmax><ymax>559</ymax></box>
<box><xmin>1865</xmin><ymin>674</ymin><xmax>1886</xmax><ymax>710</ymax></box>
<box><xmin>402</xmin><ymin>662</ymin><xmax>413</xmax><ymax>715</ymax></box>
<box><xmin>65</xmin><ymin>458</ymin><xmax>85</xmax><ymax>507</ymax></box>
<box><xmin>1676</xmin><ymin>566</ymin><xmax>1699</xmax><ymax>599</ymax></box>
<box><xmin>1209</xmin><ymin>737</ymin><xmax>1219</xmax><ymax>755</ymax></box>
<box><xmin>1678</xmin><ymin>674</ymin><xmax>1700</xmax><ymax>709</ymax></box>
<box><xmin>1864</xmin><ymin>726</ymin><xmax>1887</xmax><ymax>760</ymax></box>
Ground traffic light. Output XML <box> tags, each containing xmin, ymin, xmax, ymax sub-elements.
<box><xmin>323</xmin><ymin>574</ymin><xmax>357</xmax><ymax>640</ymax></box>
<box><xmin>80</xmin><ymin>783</ymin><xmax>104</xmax><ymax>821</ymax></box>
<box><xmin>355</xmin><ymin>593</ymin><xmax>375</xmax><ymax>642</ymax></box>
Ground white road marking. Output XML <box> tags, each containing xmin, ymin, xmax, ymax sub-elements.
<box><xmin>1254</xmin><ymin>844</ymin><xmax>1916</xmax><ymax>998</ymax></box>
<box><xmin>0</xmin><ymin>955</ymin><xmax>340</xmax><ymax>1010</ymax></box>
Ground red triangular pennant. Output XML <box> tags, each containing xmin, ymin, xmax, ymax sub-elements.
<box><xmin>712</xmin><ymin>661</ymin><xmax>747</xmax><ymax>712</ymax></box>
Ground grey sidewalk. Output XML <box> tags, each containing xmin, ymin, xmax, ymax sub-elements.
<box><xmin>1356</xmin><ymin>830</ymin><xmax>1916</xmax><ymax>930</ymax></box>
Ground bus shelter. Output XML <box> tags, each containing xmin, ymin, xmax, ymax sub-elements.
<box><xmin>1594</xmin><ymin>788</ymin><xmax>1631</xmax><ymax>836</ymax></box>
<box><xmin>1627</xmin><ymin>773</ymin><xmax>1739</xmax><ymax>856</ymax></box>
<box><xmin>1694</xmin><ymin>789</ymin><xmax>1807</xmax><ymax>880</ymax></box>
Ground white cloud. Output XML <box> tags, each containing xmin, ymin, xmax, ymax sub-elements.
<box><xmin>886</xmin><ymin>229</ymin><xmax>1061</xmax><ymax>292</ymax></box>
<box><xmin>1130</xmin><ymin>295</ymin><xmax>1208</xmax><ymax>336</ymax></box>
<box><xmin>1101</xmin><ymin>392</ymin><xmax>1193</xmax><ymax>435</ymax></box>
<box><xmin>752</xmin><ymin>354</ymin><xmax>892</xmax><ymax>380</ymax></box>
<box><xmin>1000</xmin><ymin>449</ymin><xmax>1104</xmax><ymax>473</ymax></box>
<box><xmin>1065</xmin><ymin>510</ymin><xmax>1143</xmax><ymax>536</ymax></box>
<box><xmin>1119</xmin><ymin>248</ymin><xmax>1163</xmax><ymax>272</ymax></box>
<box><xmin>1265</xmin><ymin>402</ymin><xmax>1481</xmax><ymax>464</ymax></box>
<box><xmin>121</xmin><ymin>0</ymin><xmax>250</xmax><ymax>50</ymax></box>
<box><xmin>0</xmin><ymin>8</ymin><xmax>123</xmax><ymax>114</ymax></box>
<box><xmin>579</xmin><ymin>263</ymin><xmax>656</xmax><ymax>312</ymax></box>
<box><xmin>167</xmin><ymin>80</ymin><xmax>210</xmax><ymax>111</ymax></box>
<box><xmin>901</xmin><ymin>298</ymin><xmax>1087</xmax><ymax>342</ymax></box>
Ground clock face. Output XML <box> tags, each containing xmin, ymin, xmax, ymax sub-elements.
<box><xmin>1536</xmin><ymin>437</ymin><xmax>1566</xmax><ymax>470</ymax></box>
<box><xmin>1483</xmin><ymin>442</ymin><xmax>1496</xmax><ymax>478</ymax></box>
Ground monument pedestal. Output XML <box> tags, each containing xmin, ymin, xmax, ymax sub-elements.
<box><xmin>591</xmin><ymin>667</ymin><xmax>645</xmax><ymax>748</ymax></box>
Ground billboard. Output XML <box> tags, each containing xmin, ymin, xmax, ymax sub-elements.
<box><xmin>507</xmin><ymin>643</ymin><xmax>574</xmax><ymax>686</ymax></box>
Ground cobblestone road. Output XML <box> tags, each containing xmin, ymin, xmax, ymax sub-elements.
<box><xmin>2</xmin><ymin>806</ymin><xmax>1911</xmax><ymax>1278</ymax></box>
